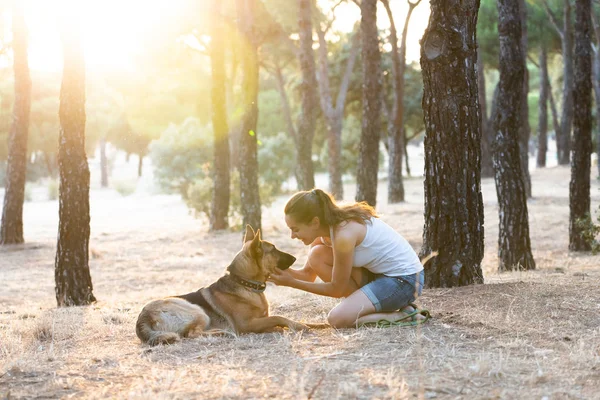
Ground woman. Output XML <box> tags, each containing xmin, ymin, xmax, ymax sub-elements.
<box><xmin>269</xmin><ymin>188</ymin><xmax>426</xmax><ymax>328</ymax></box>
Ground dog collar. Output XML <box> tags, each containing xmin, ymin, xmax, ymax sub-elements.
<box><xmin>229</xmin><ymin>273</ymin><xmax>266</xmax><ymax>293</ymax></box>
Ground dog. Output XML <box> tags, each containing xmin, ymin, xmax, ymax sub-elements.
<box><xmin>136</xmin><ymin>225</ymin><xmax>310</xmax><ymax>345</ymax></box>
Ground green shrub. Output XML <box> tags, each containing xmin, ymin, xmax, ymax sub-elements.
<box><xmin>149</xmin><ymin>117</ymin><xmax>213</xmax><ymax>197</ymax></box>
<box><xmin>185</xmin><ymin>170</ymin><xmax>277</xmax><ymax>228</ymax></box>
<box><xmin>151</xmin><ymin>117</ymin><xmax>294</xmax><ymax>223</ymax></box>
<box><xmin>257</xmin><ymin>132</ymin><xmax>295</xmax><ymax>194</ymax></box>
<box><xmin>47</xmin><ymin>179</ymin><xmax>59</xmax><ymax>201</ymax></box>
<box><xmin>113</xmin><ymin>179</ymin><xmax>137</xmax><ymax>197</ymax></box>
<box><xmin>575</xmin><ymin>206</ymin><xmax>600</xmax><ymax>254</ymax></box>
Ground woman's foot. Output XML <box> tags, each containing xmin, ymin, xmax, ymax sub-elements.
<box><xmin>400</xmin><ymin>304</ymin><xmax>426</xmax><ymax>321</ymax></box>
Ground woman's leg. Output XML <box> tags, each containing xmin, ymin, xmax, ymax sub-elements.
<box><xmin>326</xmin><ymin>291</ymin><xmax>423</xmax><ymax>328</ymax></box>
<box><xmin>307</xmin><ymin>245</ymin><xmax>367</xmax><ymax>295</ymax></box>
<box><xmin>326</xmin><ymin>289</ymin><xmax>376</xmax><ymax>328</ymax></box>
<box><xmin>328</xmin><ymin>275</ymin><xmax>425</xmax><ymax>328</ymax></box>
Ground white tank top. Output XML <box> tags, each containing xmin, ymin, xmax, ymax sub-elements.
<box><xmin>330</xmin><ymin>217</ymin><xmax>423</xmax><ymax>277</ymax></box>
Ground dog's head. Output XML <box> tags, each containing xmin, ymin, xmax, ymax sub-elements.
<box><xmin>229</xmin><ymin>225</ymin><xmax>296</xmax><ymax>280</ymax></box>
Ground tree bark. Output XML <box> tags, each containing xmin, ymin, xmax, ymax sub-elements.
<box><xmin>591</xmin><ymin>12</ymin><xmax>600</xmax><ymax>179</ymax></box>
<box><xmin>493</xmin><ymin>0</ymin><xmax>535</xmax><ymax>271</ymax></box>
<box><xmin>355</xmin><ymin>0</ymin><xmax>381</xmax><ymax>207</ymax></box>
<box><xmin>55</xmin><ymin>19</ymin><xmax>96</xmax><ymax>306</ymax></box>
<box><xmin>419</xmin><ymin>0</ymin><xmax>484</xmax><ymax>288</ymax></box>
<box><xmin>477</xmin><ymin>48</ymin><xmax>494</xmax><ymax>178</ymax></box>
<box><xmin>537</xmin><ymin>46</ymin><xmax>549</xmax><ymax>168</ymax></box>
<box><xmin>209</xmin><ymin>0</ymin><xmax>230</xmax><ymax>231</ymax></box>
<box><xmin>295</xmin><ymin>0</ymin><xmax>317</xmax><ymax>190</ymax></box>
<box><xmin>519</xmin><ymin>0</ymin><xmax>531</xmax><ymax>198</ymax></box>
<box><xmin>236</xmin><ymin>0</ymin><xmax>261</xmax><ymax>231</ymax></box>
<box><xmin>569</xmin><ymin>0</ymin><xmax>592</xmax><ymax>251</ymax></box>
<box><xmin>1</xmin><ymin>5</ymin><xmax>31</xmax><ymax>245</ymax></box>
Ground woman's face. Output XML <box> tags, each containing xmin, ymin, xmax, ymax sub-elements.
<box><xmin>285</xmin><ymin>214</ymin><xmax>320</xmax><ymax>245</ymax></box>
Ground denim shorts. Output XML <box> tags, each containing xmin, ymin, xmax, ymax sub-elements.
<box><xmin>360</xmin><ymin>271</ymin><xmax>425</xmax><ymax>312</ymax></box>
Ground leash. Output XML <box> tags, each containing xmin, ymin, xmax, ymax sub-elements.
<box><xmin>359</xmin><ymin>303</ymin><xmax>431</xmax><ymax>328</ymax></box>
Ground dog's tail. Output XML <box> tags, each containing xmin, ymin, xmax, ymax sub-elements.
<box><xmin>136</xmin><ymin>313</ymin><xmax>180</xmax><ymax>346</ymax></box>
<box><xmin>420</xmin><ymin>251</ymin><xmax>439</xmax><ymax>266</ymax></box>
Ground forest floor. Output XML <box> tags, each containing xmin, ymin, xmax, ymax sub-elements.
<box><xmin>1</xmin><ymin>163</ymin><xmax>600</xmax><ymax>399</ymax></box>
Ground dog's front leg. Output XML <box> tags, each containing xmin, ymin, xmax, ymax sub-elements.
<box><xmin>238</xmin><ymin>316</ymin><xmax>308</xmax><ymax>333</ymax></box>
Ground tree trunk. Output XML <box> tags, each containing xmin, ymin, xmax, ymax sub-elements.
<box><xmin>315</xmin><ymin>27</ymin><xmax>360</xmax><ymax>200</ymax></box>
<box><xmin>1</xmin><ymin>5</ymin><xmax>31</xmax><ymax>245</ymax></box>
<box><xmin>355</xmin><ymin>0</ymin><xmax>381</xmax><ymax>207</ymax></box>
<box><xmin>236</xmin><ymin>0</ymin><xmax>261</xmax><ymax>231</ymax></box>
<box><xmin>419</xmin><ymin>0</ymin><xmax>484</xmax><ymax>288</ymax></box>
<box><xmin>403</xmin><ymin>131</ymin><xmax>411</xmax><ymax>177</ymax></box>
<box><xmin>100</xmin><ymin>137</ymin><xmax>108</xmax><ymax>187</ymax></box>
<box><xmin>559</xmin><ymin>0</ymin><xmax>574</xmax><ymax>165</ymax></box>
<box><xmin>55</xmin><ymin>19</ymin><xmax>96</xmax><ymax>306</ymax></box>
<box><xmin>43</xmin><ymin>151</ymin><xmax>56</xmax><ymax>178</ymax></box>
<box><xmin>295</xmin><ymin>0</ymin><xmax>317</xmax><ymax>190</ymax></box>
<box><xmin>209</xmin><ymin>0</ymin><xmax>230</xmax><ymax>231</ymax></box>
<box><xmin>477</xmin><ymin>49</ymin><xmax>494</xmax><ymax>178</ymax></box>
<box><xmin>382</xmin><ymin>0</ymin><xmax>420</xmax><ymax>203</ymax></box>
<box><xmin>569</xmin><ymin>0</ymin><xmax>592</xmax><ymax>251</ymax></box>
<box><xmin>493</xmin><ymin>0</ymin><xmax>535</xmax><ymax>271</ymax></box>
<box><xmin>519</xmin><ymin>0</ymin><xmax>531</xmax><ymax>198</ymax></box>
<box><xmin>137</xmin><ymin>154</ymin><xmax>143</xmax><ymax>177</ymax></box>
<box><xmin>537</xmin><ymin>46</ymin><xmax>549</xmax><ymax>168</ymax></box>
<box><xmin>547</xmin><ymin>77</ymin><xmax>561</xmax><ymax>160</ymax></box>
<box><xmin>273</xmin><ymin>63</ymin><xmax>297</xmax><ymax>143</ymax></box>
<box><xmin>591</xmin><ymin>12</ymin><xmax>600</xmax><ymax>179</ymax></box>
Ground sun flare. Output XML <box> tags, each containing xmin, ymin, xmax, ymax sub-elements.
<box><xmin>22</xmin><ymin>0</ymin><xmax>191</xmax><ymax>72</ymax></box>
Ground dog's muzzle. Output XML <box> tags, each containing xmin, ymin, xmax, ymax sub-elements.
<box><xmin>277</xmin><ymin>252</ymin><xmax>296</xmax><ymax>270</ymax></box>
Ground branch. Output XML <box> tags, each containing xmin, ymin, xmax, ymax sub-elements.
<box><xmin>318</xmin><ymin>0</ymin><xmax>345</xmax><ymax>34</ymax></box>
<box><xmin>591</xmin><ymin>8</ymin><xmax>600</xmax><ymax>46</ymax></box>
<box><xmin>527</xmin><ymin>54</ymin><xmax>540</xmax><ymax>68</ymax></box>
<box><xmin>541</xmin><ymin>0</ymin><xmax>564</xmax><ymax>40</ymax></box>
<box><xmin>334</xmin><ymin>29</ymin><xmax>360</xmax><ymax>115</ymax></box>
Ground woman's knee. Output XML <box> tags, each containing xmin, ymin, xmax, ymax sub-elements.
<box><xmin>327</xmin><ymin>306</ymin><xmax>354</xmax><ymax>328</ymax></box>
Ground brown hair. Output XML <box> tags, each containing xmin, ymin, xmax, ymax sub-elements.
<box><xmin>284</xmin><ymin>188</ymin><xmax>378</xmax><ymax>227</ymax></box>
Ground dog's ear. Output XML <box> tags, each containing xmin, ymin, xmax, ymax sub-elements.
<box><xmin>243</xmin><ymin>225</ymin><xmax>255</xmax><ymax>243</ymax></box>
<box><xmin>250</xmin><ymin>229</ymin><xmax>262</xmax><ymax>255</ymax></box>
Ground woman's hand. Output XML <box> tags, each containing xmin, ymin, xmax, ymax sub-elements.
<box><xmin>268</xmin><ymin>269</ymin><xmax>295</xmax><ymax>287</ymax></box>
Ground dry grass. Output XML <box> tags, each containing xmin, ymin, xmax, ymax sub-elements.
<box><xmin>1</xmin><ymin>165</ymin><xmax>600</xmax><ymax>399</ymax></box>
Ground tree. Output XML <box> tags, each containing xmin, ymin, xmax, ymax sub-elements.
<box><xmin>0</xmin><ymin>4</ymin><xmax>31</xmax><ymax>245</ymax></box>
<box><xmin>209</xmin><ymin>0</ymin><xmax>230</xmax><ymax>231</ymax></box>
<box><xmin>381</xmin><ymin>0</ymin><xmax>421</xmax><ymax>204</ymax></box>
<box><xmin>295</xmin><ymin>0</ymin><xmax>317</xmax><ymax>190</ymax></box>
<box><xmin>569</xmin><ymin>0</ymin><xmax>593</xmax><ymax>251</ymax></box>
<box><xmin>55</xmin><ymin>17</ymin><xmax>96</xmax><ymax>306</ymax></box>
<box><xmin>542</xmin><ymin>0</ymin><xmax>574</xmax><ymax>165</ymax></box>
<box><xmin>591</xmin><ymin>11</ymin><xmax>600</xmax><ymax>179</ymax></box>
<box><xmin>493</xmin><ymin>0</ymin><xmax>535</xmax><ymax>271</ymax></box>
<box><xmin>518</xmin><ymin>0</ymin><xmax>531</xmax><ymax>198</ymax></box>
<box><xmin>236</xmin><ymin>0</ymin><xmax>261</xmax><ymax>231</ymax></box>
<box><xmin>419</xmin><ymin>0</ymin><xmax>484</xmax><ymax>287</ymax></box>
<box><xmin>477</xmin><ymin>48</ymin><xmax>495</xmax><ymax>178</ymax></box>
<box><xmin>537</xmin><ymin>45</ymin><xmax>549</xmax><ymax>168</ymax></box>
<box><xmin>355</xmin><ymin>0</ymin><xmax>381</xmax><ymax>207</ymax></box>
<box><xmin>315</xmin><ymin>11</ymin><xmax>360</xmax><ymax>200</ymax></box>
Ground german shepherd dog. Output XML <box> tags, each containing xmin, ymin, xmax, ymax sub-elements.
<box><xmin>136</xmin><ymin>226</ymin><xmax>310</xmax><ymax>345</ymax></box>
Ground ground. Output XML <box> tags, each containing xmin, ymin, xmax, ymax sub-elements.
<box><xmin>1</xmin><ymin>159</ymin><xmax>599</xmax><ymax>399</ymax></box>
